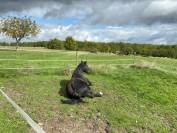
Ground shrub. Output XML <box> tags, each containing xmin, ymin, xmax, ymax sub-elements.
<box><xmin>47</xmin><ymin>38</ymin><xmax>65</xmax><ymax>49</ymax></box>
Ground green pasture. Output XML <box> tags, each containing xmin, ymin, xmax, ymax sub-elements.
<box><xmin>0</xmin><ymin>48</ymin><xmax>176</xmax><ymax>133</ymax></box>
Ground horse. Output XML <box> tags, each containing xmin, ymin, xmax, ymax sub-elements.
<box><xmin>62</xmin><ymin>61</ymin><xmax>102</xmax><ymax>104</ymax></box>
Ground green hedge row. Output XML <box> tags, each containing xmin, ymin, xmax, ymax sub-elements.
<box><xmin>0</xmin><ymin>38</ymin><xmax>177</xmax><ymax>58</ymax></box>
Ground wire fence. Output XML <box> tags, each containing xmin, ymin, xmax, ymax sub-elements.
<box><xmin>0</xmin><ymin>58</ymin><xmax>176</xmax><ymax>75</ymax></box>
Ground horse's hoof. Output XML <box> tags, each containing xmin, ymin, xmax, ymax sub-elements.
<box><xmin>95</xmin><ymin>92</ymin><xmax>103</xmax><ymax>97</ymax></box>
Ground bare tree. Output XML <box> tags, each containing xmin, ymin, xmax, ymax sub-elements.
<box><xmin>0</xmin><ymin>17</ymin><xmax>39</xmax><ymax>50</ymax></box>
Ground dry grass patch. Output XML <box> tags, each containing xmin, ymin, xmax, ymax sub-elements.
<box><xmin>129</xmin><ymin>61</ymin><xmax>155</xmax><ymax>69</ymax></box>
<box><xmin>28</xmin><ymin>112</ymin><xmax>109</xmax><ymax>133</ymax></box>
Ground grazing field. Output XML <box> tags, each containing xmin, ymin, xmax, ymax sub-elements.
<box><xmin>0</xmin><ymin>94</ymin><xmax>28</xmax><ymax>133</ymax></box>
<box><xmin>0</xmin><ymin>47</ymin><xmax>177</xmax><ymax>133</ymax></box>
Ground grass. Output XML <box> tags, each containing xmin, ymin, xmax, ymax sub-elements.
<box><xmin>0</xmin><ymin>48</ymin><xmax>177</xmax><ymax>132</ymax></box>
<box><xmin>0</xmin><ymin>94</ymin><xmax>28</xmax><ymax>133</ymax></box>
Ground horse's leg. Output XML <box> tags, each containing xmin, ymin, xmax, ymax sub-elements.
<box><xmin>82</xmin><ymin>77</ymin><xmax>92</xmax><ymax>86</ymax></box>
<box><xmin>76</xmin><ymin>77</ymin><xmax>92</xmax><ymax>86</ymax></box>
<box><xmin>87</xmin><ymin>79</ymin><xmax>92</xmax><ymax>86</ymax></box>
<box><xmin>67</xmin><ymin>80</ymin><xmax>80</xmax><ymax>99</ymax></box>
<box><xmin>61</xmin><ymin>98</ymin><xmax>85</xmax><ymax>104</ymax></box>
<box><xmin>82</xmin><ymin>86</ymin><xmax>103</xmax><ymax>98</ymax></box>
<box><xmin>86</xmin><ymin>78</ymin><xmax>92</xmax><ymax>86</ymax></box>
<box><xmin>81</xmin><ymin>86</ymin><xmax>94</xmax><ymax>98</ymax></box>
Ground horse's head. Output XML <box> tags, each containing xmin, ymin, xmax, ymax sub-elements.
<box><xmin>78</xmin><ymin>61</ymin><xmax>91</xmax><ymax>73</ymax></box>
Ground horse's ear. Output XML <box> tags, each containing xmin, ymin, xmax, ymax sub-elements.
<box><xmin>84</xmin><ymin>61</ymin><xmax>87</xmax><ymax>64</ymax></box>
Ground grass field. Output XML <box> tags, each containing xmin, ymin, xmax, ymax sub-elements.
<box><xmin>0</xmin><ymin>93</ymin><xmax>28</xmax><ymax>133</ymax></box>
<box><xmin>0</xmin><ymin>47</ymin><xmax>177</xmax><ymax>133</ymax></box>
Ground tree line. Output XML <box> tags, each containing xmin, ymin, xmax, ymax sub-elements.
<box><xmin>0</xmin><ymin>17</ymin><xmax>176</xmax><ymax>59</ymax></box>
<box><xmin>0</xmin><ymin>37</ymin><xmax>177</xmax><ymax>59</ymax></box>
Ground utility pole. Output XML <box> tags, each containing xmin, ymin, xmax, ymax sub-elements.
<box><xmin>133</xmin><ymin>51</ymin><xmax>136</xmax><ymax>64</ymax></box>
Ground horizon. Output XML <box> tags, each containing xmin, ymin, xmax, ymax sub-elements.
<box><xmin>0</xmin><ymin>0</ymin><xmax>177</xmax><ymax>45</ymax></box>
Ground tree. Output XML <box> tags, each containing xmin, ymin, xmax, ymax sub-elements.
<box><xmin>0</xmin><ymin>17</ymin><xmax>39</xmax><ymax>50</ymax></box>
<box><xmin>65</xmin><ymin>36</ymin><xmax>77</xmax><ymax>50</ymax></box>
<box><xmin>65</xmin><ymin>36</ymin><xmax>78</xmax><ymax>65</ymax></box>
<box><xmin>47</xmin><ymin>38</ymin><xmax>64</xmax><ymax>49</ymax></box>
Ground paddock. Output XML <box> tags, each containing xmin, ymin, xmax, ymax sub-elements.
<box><xmin>0</xmin><ymin>48</ymin><xmax>177</xmax><ymax>133</ymax></box>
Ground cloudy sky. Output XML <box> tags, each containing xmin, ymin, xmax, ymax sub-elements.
<box><xmin>0</xmin><ymin>0</ymin><xmax>177</xmax><ymax>44</ymax></box>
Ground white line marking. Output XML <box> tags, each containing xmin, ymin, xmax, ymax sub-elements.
<box><xmin>0</xmin><ymin>48</ymin><xmax>56</xmax><ymax>53</ymax></box>
<box><xmin>0</xmin><ymin>59</ymin><xmax>133</xmax><ymax>61</ymax></box>
<box><xmin>0</xmin><ymin>64</ymin><xmax>131</xmax><ymax>70</ymax></box>
<box><xmin>0</xmin><ymin>88</ymin><xmax>45</xmax><ymax>133</ymax></box>
<box><xmin>0</xmin><ymin>66</ymin><xmax>75</xmax><ymax>70</ymax></box>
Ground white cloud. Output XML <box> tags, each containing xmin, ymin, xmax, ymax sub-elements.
<box><xmin>144</xmin><ymin>0</ymin><xmax>177</xmax><ymax>17</ymax></box>
<box><xmin>21</xmin><ymin>7</ymin><xmax>49</xmax><ymax>17</ymax></box>
<box><xmin>0</xmin><ymin>23</ymin><xmax>174</xmax><ymax>44</ymax></box>
<box><xmin>1</xmin><ymin>0</ymin><xmax>177</xmax><ymax>44</ymax></box>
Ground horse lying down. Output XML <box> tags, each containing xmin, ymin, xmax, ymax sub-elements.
<box><xmin>62</xmin><ymin>61</ymin><xmax>103</xmax><ymax>104</ymax></box>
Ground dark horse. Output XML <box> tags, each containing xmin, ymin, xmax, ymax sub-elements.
<box><xmin>62</xmin><ymin>61</ymin><xmax>100</xmax><ymax>104</ymax></box>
